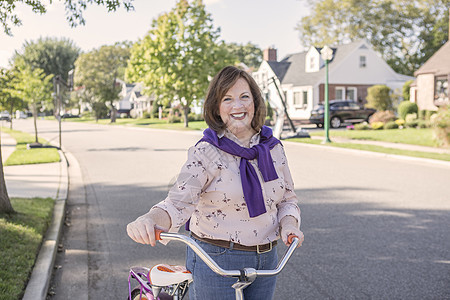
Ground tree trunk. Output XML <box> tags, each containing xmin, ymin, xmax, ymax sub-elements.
<box><xmin>110</xmin><ymin>101</ymin><xmax>117</xmax><ymax>123</ymax></box>
<box><xmin>9</xmin><ymin>102</ymin><xmax>13</xmax><ymax>130</ymax></box>
<box><xmin>183</xmin><ymin>105</ymin><xmax>189</xmax><ymax>128</ymax></box>
<box><xmin>0</xmin><ymin>135</ymin><xmax>14</xmax><ymax>214</ymax></box>
<box><xmin>33</xmin><ymin>102</ymin><xmax>39</xmax><ymax>144</ymax></box>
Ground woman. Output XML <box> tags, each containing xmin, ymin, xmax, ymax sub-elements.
<box><xmin>127</xmin><ymin>66</ymin><xmax>304</xmax><ymax>299</ymax></box>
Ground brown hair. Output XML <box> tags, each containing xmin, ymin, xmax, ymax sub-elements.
<box><xmin>203</xmin><ymin>66</ymin><xmax>266</xmax><ymax>133</ymax></box>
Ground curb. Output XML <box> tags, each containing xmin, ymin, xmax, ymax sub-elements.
<box><xmin>22</xmin><ymin>149</ymin><xmax>69</xmax><ymax>300</ymax></box>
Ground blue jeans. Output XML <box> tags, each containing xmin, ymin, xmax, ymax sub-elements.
<box><xmin>186</xmin><ymin>236</ymin><xmax>278</xmax><ymax>300</ymax></box>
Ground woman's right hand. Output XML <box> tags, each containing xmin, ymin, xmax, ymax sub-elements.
<box><xmin>126</xmin><ymin>208</ymin><xmax>171</xmax><ymax>246</ymax></box>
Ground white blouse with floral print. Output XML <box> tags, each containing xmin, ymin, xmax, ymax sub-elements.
<box><xmin>154</xmin><ymin>129</ymin><xmax>301</xmax><ymax>246</ymax></box>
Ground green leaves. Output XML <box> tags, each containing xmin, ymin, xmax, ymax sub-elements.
<box><xmin>1</xmin><ymin>0</ymin><xmax>134</xmax><ymax>36</ymax></box>
<box><xmin>296</xmin><ymin>0</ymin><xmax>450</xmax><ymax>76</ymax></box>
<box><xmin>125</xmin><ymin>0</ymin><xmax>235</xmax><ymax>127</ymax></box>
<box><xmin>74</xmin><ymin>43</ymin><xmax>130</xmax><ymax>120</ymax></box>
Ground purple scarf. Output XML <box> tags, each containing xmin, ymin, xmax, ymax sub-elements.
<box><xmin>197</xmin><ymin>125</ymin><xmax>281</xmax><ymax>218</ymax></box>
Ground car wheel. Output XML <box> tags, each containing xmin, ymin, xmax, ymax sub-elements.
<box><xmin>317</xmin><ymin>123</ymin><xmax>323</xmax><ymax>128</ymax></box>
<box><xmin>330</xmin><ymin>116</ymin><xmax>341</xmax><ymax>128</ymax></box>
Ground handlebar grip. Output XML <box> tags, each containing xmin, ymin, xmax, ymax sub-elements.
<box><xmin>287</xmin><ymin>234</ymin><xmax>298</xmax><ymax>245</ymax></box>
<box><xmin>155</xmin><ymin>229</ymin><xmax>164</xmax><ymax>241</ymax></box>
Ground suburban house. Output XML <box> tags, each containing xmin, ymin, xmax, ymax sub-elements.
<box><xmin>115</xmin><ymin>80</ymin><xmax>154</xmax><ymax>118</ymax></box>
<box><xmin>410</xmin><ymin>40</ymin><xmax>450</xmax><ymax>111</ymax></box>
<box><xmin>253</xmin><ymin>40</ymin><xmax>413</xmax><ymax>122</ymax></box>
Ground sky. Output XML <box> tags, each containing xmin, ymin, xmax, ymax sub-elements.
<box><xmin>0</xmin><ymin>0</ymin><xmax>311</xmax><ymax>69</ymax></box>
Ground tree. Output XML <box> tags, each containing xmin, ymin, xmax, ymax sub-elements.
<box><xmin>0</xmin><ymin>145</ymin><xmax>13</xmax><ymax>213</ymax></box>
<box><xmin>295</xmin><ymin>0</ymin><xmax>450</xmax><ymax>76</ymax></box>
<box><xmin>1</xmin><ymin>0</ymin><xmax>134</xmax><ymax>36</ymax></box>
<box><xmin>226</xmin><ymin>42</ymin><xmax>262</xmax><ymax>70</ymax></box>
<box><xmin>13</xmin><ymin>37</ymin><xmax>80</xmax><ymax>82</ymax></box>
<box><xmin>74</xmin><ymin>43</ymin><xmax>130</xmax><ymax>122</ymax></box>
<box><xmin>11</xmin><ymin>67</ymin><xmax>53</xmax><ymax>144</ymax></box>
<box><xmin>125</xmin><ymin>0</ymin><xmax>235</xmax><ymax>128</ymax></box>
<box><xmin>366</xmin><ymin>85</ymin><xmax>392</xmax><ymax>111</ymax></box>
<box><xmin>0</xmin><ymin>67</ymin><xmax>26</xmax><ymax>129</ymax></box>
<box><xmin>0</xmin><ymin>68</ymin><xmax>16</xmax><ymax>213</ymax></box>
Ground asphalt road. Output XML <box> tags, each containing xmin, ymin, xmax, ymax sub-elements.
<box><xmin>12</xmin><ymin>119</ymin><xmax>450</xmax><ymax>299</ymax></box>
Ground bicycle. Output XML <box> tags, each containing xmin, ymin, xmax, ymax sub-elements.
<box><xmin>127</xmin><ymin>230</ymin><xmax>300</xmax><ymax>300</ymax></box>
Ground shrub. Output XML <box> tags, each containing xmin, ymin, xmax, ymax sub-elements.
<box><xmin>417</xmin><ymin>120</ymin><xmax>431</xmax><ymax>128</ymax></box>
<box><xmin>431</xmin><ymin>106</ymin><xmax>450</xmax><ymax>147</ymax></box>
<box><xmin>369</xmin><ymin>110</ymin><xmax>396</xmax><ymax>124</ymax></box>
<box><xmin>142</xmin><ymin>111</ymin><xmax>151</xmax><ymax>119</ymax></box>
<box><xmin>384</xmin><ymin>121</ymin><xmax>399</xmax><ymax>129</ymax></box>
<box><xmin>371</xmin><ymin>122</ymin><xmax>384</xmax><ymax>130</ymax></box>
<box><xmin>186</xmin><ymin>113</ymin><xmax>204</xmax><ymax>122</ymax></box>
<box><xmin>405</xmin><ymin>113</ymin><xmax>418</xmax><ymax>123</ymax></box>
<box><xmin>405</xmin><ymin>120</ymin><xmax>419</xmax><ymax>128</ymax></box>
<box><xmin>397</xmin><ymin>101</ymin><xmax>418</xmax><ymax>120</ymax></box>
<box><xmin>426</xmin><ymin>110</ymin><xmax>437</xmax><ymax>120</ymax></box>
<box><xmin>366</xmin><ymin>85</ymin><xmax>393</xmax><ymax>111</ymax></box>
<box><xmin>167</xmin><ymin>115</ymin><xmax>181</xmax><ymax>123</ymax></box>
<box><xmin>395</xmin><ymin>119</ymin><xmax>405</xmax><ymax>126</ymax></box>
<box><xmin>354</xmin><ymin>122</ymin><xmax>370</xmax><ymax>130</ymax></box>
<box><xmin>402</xmin><ymin>80</ymin><xmax>413</xmax><ymax>101</ymax></box>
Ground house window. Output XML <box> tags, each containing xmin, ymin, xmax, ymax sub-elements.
<box><xmin>335</xmin><ymin>87</ymin><xmax>345</xmax><ymax>99</ymax></box>
<box><xmin>360</xmin><ymin>56</ymin><xmax>367</xmax><ymax>68</ymax></box>
<box><xmin>346</xmin><ymin>87</ymin><xmax>357</xmax><ymax>101</ymax></box>
<box><xmin>310</xmin><ymin>57</ymin><xmax>315</xmax><ymax>70</ymax></box>
<box><xmin>435</xmin><ymin>76</ymin><xmax>449</xmax><ymax>105</ymax></box>
<box><xmin>293</xmin><ymin>92</ymin><xmax>301</xmax><ymax>105</ymax></box>
<box><xmin>303</xmin><ymin>91</ymin><xmax>308</xmax><ymax>107</ymax></box>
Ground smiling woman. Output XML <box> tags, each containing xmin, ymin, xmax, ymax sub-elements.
<box><xmin>126</xmin><ymin>65</ymin><xmax>304</xmax><ymax>300</ymax></box>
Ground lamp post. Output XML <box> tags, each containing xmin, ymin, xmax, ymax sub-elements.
<box><xmin>320</xmin><ymin>45</ymin><xmax>333</xmax><ymax>143</ymax></box>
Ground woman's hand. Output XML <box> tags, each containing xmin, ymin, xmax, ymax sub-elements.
<box><xmin>126</xmin><ymin>208</ymin><xmax>171</xmax><ymax>246</ymax></box>
<box><xmin>280</xmin><ymin>216</ymin><xmax>304</xmax><ymax>247</ymax></box>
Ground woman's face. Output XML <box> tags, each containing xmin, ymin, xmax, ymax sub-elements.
<box><xmin>219</xmin><ymin>77</ymin><xmax>255</xmax><ymax>137</ymax></box>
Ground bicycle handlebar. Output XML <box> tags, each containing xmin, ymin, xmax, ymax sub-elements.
<box><xmin>155</xmin><ymin>230</ymin><xmax>299</xmax><ymax>278</ymax></box>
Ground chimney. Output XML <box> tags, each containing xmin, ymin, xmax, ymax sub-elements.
<box><xmin>263</xmin><ymin>48</ymin><xmax>277</xmax><ymax>62</ymax></box>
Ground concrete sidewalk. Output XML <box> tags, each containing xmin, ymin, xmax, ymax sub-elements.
<box><xmin>1</xmin><ymin>131</ymin><xmax>68</xmax><ymax>300</ymax></box>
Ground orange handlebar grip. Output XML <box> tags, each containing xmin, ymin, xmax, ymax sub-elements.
<box><xmin>287</xmin><ymin>234</ymin><xmax>298</xmax><ymax>244</ymax></box>
<box><xmin>155</xmin><ymin>229</ymin><xmax>164</xmax><ymax>240</ymax></box>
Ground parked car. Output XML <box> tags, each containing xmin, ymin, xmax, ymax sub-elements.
<box><xmin>16</xmin><ymin>110</ymin><xmax>28</xmax><ymax>119</ymax></box>
<box><xmin>309</xmin><ymin>100</ymin><xmax>376</xmax><ymax>128</ymax></box>
<box><xmin>61</xmin><ymin>113</ymin><xmax>80</xmax><ymax>119</ymax></box>
<box><xmin>0</xmin><ymin>111</ymin><xmax>11</xmax><ymax>122</ymax></box>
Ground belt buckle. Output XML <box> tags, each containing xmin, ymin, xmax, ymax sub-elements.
<box><xmin>257</xmin><ymin>242</ymin><xmax>272</xmax><ymax>254</ymax></box>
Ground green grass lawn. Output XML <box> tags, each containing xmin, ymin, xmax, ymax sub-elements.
<box><xmin>289</xmin><ymin>138</ymin><xmax>450</xmax><ymax>161</ymax></box>
<box><xmin>1</xmin><ymin>128</ymin><xmax>60</xmax><ymax>166</ymax></box>
<box><xmin>0</xmin><ymin>197</ymin><xmax>54</xmax><ymax>300</ymax></box>
<box><xmin>308</xmin><ymin>128</ymin><xmax>439</xmax><ymax>147</ymax></box>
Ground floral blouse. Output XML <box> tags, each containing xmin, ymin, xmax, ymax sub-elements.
<box><xmin>154</xmin><ymin>130</ymin><xmax>301</xmax><ymax>246</ymax></box>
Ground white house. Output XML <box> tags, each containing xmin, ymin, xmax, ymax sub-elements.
<box><xmin>253</xmin><ymin>40</ymin><xmax>413</xmax><ymax>122</ymax></box>
<box><xmin>115</xmin><ymin>80</ymin><xmax>154</xmax><ymax>118</ymax></box>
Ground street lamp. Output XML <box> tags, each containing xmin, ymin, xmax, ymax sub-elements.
<box><xmin>320</xmin><ymin>45</ymin><xmax>333</xmax><ymax>143</ymax></box>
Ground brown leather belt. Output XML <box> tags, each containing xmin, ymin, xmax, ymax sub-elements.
<box><xmin>191</xmin><ymin>232</ymin><xmax>277</xmax><ymax>254</ymax></box>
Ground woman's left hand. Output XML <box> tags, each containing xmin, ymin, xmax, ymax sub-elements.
<box><xmin>280</xmin><ymin>216</ymin><xmax>304</xmax><ymax>247</ymax></box>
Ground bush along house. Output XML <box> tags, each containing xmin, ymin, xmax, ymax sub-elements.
<box><xmin>253</xmin><ymin>40</ymin><xmax>413</xmax><ymax>127</ymax></box>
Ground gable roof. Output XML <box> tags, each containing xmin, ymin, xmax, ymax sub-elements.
<box><xmin>269</xmin><ymin>41</ymin><xmax>366</xmax><ymax>86</ymax></box>
<box><xmin>414</xmin><ymin>41</ymin><xmax>450</xmax><ymax>77</ymax></box>
<box><xmin>267</xmin><ymin>61</ymin><xmax>291</xmax><ymax>81</ymax></box>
